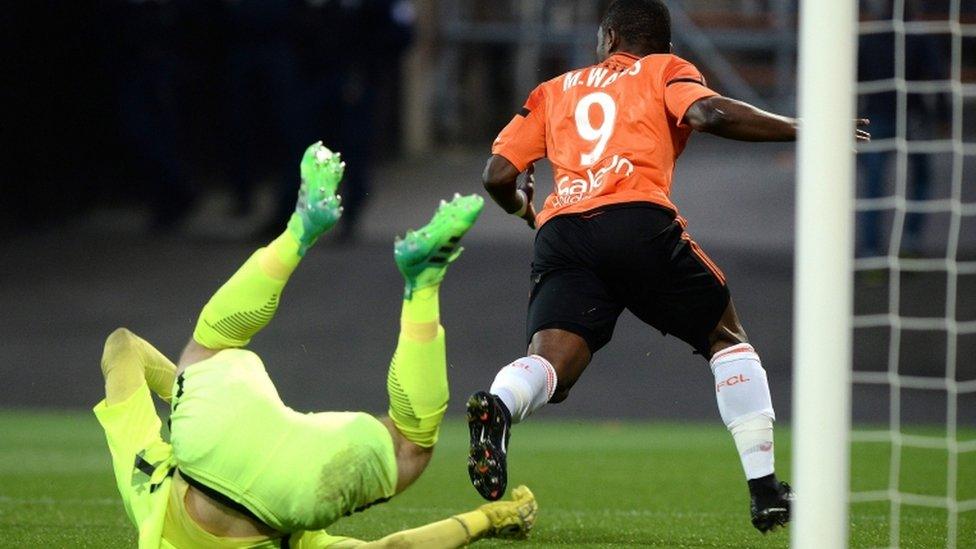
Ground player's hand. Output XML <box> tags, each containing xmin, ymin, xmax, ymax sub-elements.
<box><xmin>519</xmin><ymin>164</ymin><xmax>535</xmax><ymax>204</ymax></box>
<box><xmin>518</xmin><ymin>165</ymin><xmax>537</xmax><ymax>229</ymax></box>
<box><xmin>479</xmin><ymin>485</ymin><xmax>537</xmax><ymax>539</ymax></box>
<box><xmin>855</xmin><ymin>118</ymin><xmax>871</xmax><ymax>142</ymax></box>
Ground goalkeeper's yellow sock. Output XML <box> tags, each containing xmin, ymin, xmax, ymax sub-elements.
<box><xmin>192</xmin><ymin>232</ymin><xmax>302</xmax><ymax>349</ymax></box>
<box><xmin>387</xmin><ymin>284</ymin><xmax>448</xmax><ymax>448</ymax></box>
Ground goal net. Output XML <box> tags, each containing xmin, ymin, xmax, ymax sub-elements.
<box><xmin>849</xmin><ymin>0</ymin><xmax>976</xmax><ymax>547</ymax></box>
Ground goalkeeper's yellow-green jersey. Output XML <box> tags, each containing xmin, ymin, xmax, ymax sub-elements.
<box><xmin>94</xmin><ymin>349</ymin><xmax>399</xmax><ymax>548</ymax></box>
<box><xmin>94</xmin><ymin>383</ymin><xmax>175</xmax><ymax>548</ymax></box>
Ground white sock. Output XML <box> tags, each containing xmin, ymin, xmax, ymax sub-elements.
<box><xmin>489</xmin><ymin>355</ymin><xmax>557</xmax><ymax>423</ymax></box>
<box><xmin>730</xmin><ymin>415</ymin><xmax>775</xmax><ymax>479</ymax></box>
<box><xmin>710</xmin><ymin>343</ymin><xmax>776</xmax><ymax>480</ymax></box>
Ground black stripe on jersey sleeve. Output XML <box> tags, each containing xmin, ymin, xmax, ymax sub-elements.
<box><xmin>666</xmin><ymin>77</ymin><xmax>705</xmax><ymax>87</ymax></box>
<box><xmin>518</xmin><ymin>107</ymin><xmax>531</xmax><ymax>117</ymax></box>
<box><xmin>134</xmin><ymin>453</ymin><xmax>155</xmax><ymax>477</ymax></box>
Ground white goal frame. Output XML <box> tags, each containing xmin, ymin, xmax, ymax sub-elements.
<box><xmin>793</xmin><ymin>0</ymin><xmax>857</xmax><ymax>547</ymax></box>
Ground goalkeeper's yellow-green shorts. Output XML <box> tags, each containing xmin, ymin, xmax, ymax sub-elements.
<box><xmin>169</xmin><ymin>349</ymin><xmax>398</xmax><ymax>533</ymax></box>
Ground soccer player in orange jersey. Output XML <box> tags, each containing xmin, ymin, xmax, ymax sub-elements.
<box><xmin>465</xmin><ymin>0</ymin><xmax>870</xmax><ymax>534</ymax></box>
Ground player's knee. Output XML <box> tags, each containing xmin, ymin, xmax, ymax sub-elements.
<box><xmin>528</xmin><ymin>330</ymin><xmax>590</xmax><ymax>405</ymax></box>
<box><xmin>708</xmin><ymin>331</ymin><xmax>749</xmax><ymax>360</ymax></box>
<box><xmin>707</xmin><ymin>304</ymin><xmax>749</xmax><ymax>359</ymax></box>
<box><xmin>705</xmin><ymin>312</ymin><xmax>749</xmax><ymax>359</ymax></box>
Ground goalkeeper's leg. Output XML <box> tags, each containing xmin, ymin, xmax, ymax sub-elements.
<box><xmin>381</xmin><ymin>194</ymin><xmax>484</xmax><ymax>492</ymax></box>
<box><xmin>178</xmin><ymin>142</ymin><xmax>344</xmax><ymax>370</ymax></box>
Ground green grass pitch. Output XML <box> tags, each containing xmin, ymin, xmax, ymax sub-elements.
<box><xmin>1</xmin><ymin>412</ymin><xmax>972</xmax><ymax>547</ymax></box>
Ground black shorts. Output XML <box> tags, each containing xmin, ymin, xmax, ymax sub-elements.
<box><xmin>527</xmin><ymin>203</ymin><xmax>730</xmax><ymax>356</ymax></box>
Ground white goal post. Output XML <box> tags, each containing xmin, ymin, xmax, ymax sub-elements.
<box><xmin>793</xmin><ymin>0</ymin><xmax>858</xmax><ymax>547</ymax></box>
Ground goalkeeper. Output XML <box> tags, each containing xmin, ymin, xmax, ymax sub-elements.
<box><xmin>94</xmin><ymin>142</ymin><xmax>537</xmax><ymax>548</ymax></box>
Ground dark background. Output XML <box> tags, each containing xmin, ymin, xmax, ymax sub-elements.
<box><xmin>2</xmin><ymin>0</ymin><xmax>974</xmax><ymax>427</ymax></box>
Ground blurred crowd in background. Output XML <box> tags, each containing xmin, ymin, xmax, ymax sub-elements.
<box><xmin>3</xmin><ymin>0</ymin><xmax>972</xmax><ymax>251</ymax></box>
<box><xmin>857</xmin><ymin>0</ymin><xmax>956</xmax><ymax>258</ymax></box>
<box><xmin>2</xmin><ymin>0</ymin><xmax>796</xmax><ymax>241</ymax></box>
<box><xmin>4</xmin><ymin>0</ymin><xmax>416</xmax><ymax>240</ymax></box>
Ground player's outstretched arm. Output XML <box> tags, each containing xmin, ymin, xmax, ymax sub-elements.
<box><xmin>304</xmin><ymin>486</ymin><xmax>537</xmax><ymax>548</ymax></box>
<box><xmin>684</xmin><ymin>96</ymin><xmax>798</xmax><ymax>141</ymax></box>
<box><xmin>483</xmin><ymin>155</ymin><xmax>537</xmax><ymax>229</ymax></box>
<box><xmin>179</xmin><ymin>142</ymin><xmax>344</xmax><ymax>370</ymax></box>
<box><xmin>684</xmin><ymin>95</ymin><xmax>871</xmax><ymax>142</ymax></box>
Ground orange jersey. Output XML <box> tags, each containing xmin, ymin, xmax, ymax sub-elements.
<box><xmin>492</xmin><ymin>52</ymin><xmax>718</xmax><ymax>227</ymax></box>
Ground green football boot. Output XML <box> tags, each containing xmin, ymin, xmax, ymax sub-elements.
<box><xmin>287</xmin><ymin>141</ymin><xmax>345</xmax><ymax>256</ymax></box>
<box><xmin>395</xmin><ymin>193</ymin><xmax>485</xmax><ymax>298</ymax></box>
